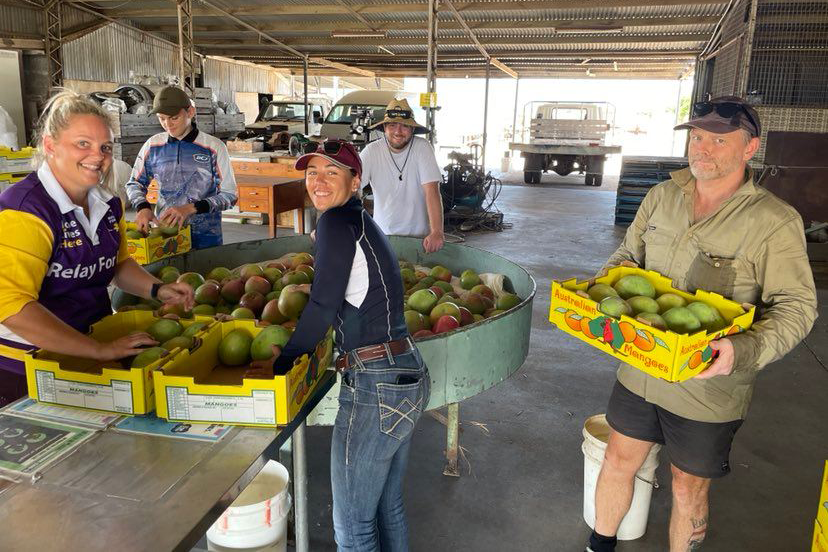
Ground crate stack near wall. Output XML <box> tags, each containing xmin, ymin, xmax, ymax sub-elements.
<box><xmin>112</xmin><ymin>87</ymin><xmax>245</xmax><ymax>166</ymax></box>
<box><xmin>0</xmin><ymin>147</ymin><xmax>34</xmax><ymax>193</ymax></box>
<box><xmin>615</xmin><ymin>156</ymin><xmax>687</xmax><ymax>226</ymax></box>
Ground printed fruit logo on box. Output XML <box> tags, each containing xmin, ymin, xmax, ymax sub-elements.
<box><xmin>549</xmin><ymin>266</ymin><xmax>754</xmax><ymax>382</ymax></box>
<box><xmin>290</xmin><ymin>336</ymin><xmax>332</xmax><ymax>405</ymax></box>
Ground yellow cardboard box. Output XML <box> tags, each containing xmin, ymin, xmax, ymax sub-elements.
<box><xmin>815</xmin><ymin>520</ymin><xmax>828</xmax><ymax>552</ymax></box>
<box><xmin>153</xmin><ymin>320</ymin><xmax>333</xmax><ymax>427</ymax></box>
<box><xmin>0</xmin><ymin>146</ymin><xmax>35</xmax><ymax>174</ymax></box>
<box><xmin>25</xmin><ymin>311</ymin><xmax>213</xmax><ymax>415</ymax></box>
<box><xmin>549</xmin><ymin>266</ymin><xmax>756</xmax><ymax>382</ymax></box>
<box><xmin>818</xmin><ymin>461</ymin><xmax>828</xmax><ymax>537</ymax></box>
<box><xmin>125</xmin><ymin>222</ymin><xmax>192</xmax><ymax>265</ymax></box>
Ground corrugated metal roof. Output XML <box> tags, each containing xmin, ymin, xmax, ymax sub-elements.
<box><xmin>49</xmin><ymin>0</ymin><xmax>731</xmax><ymax>79</ymax></box>
<box><xmin>0</xmin><ymin>4</ymin><xmax>42</xmax><ymax>37</ymax></box>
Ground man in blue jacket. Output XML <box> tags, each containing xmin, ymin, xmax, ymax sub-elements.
<box><xmin>126</xmin><ymin>86</ymin><xmax>237</xmax><ymax>249</ymax></box>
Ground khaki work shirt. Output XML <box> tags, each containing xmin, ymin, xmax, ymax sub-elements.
<box><xmin>605</xmin><ymin>167</ymin><xmax>817</xmax><ymax>422</ymax></box>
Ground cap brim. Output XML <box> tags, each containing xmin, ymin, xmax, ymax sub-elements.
<box><xmin>369</xmin><ymin>120</ymin><xmax>430</xmax><ymax>134</ymax></box>
<box><xmin>294</xmin><ymin>153</ymin><xmax>355</xmax><ymax>174</ymax></box>
<box><xmin>674</xmin><ymin>118</ymin><xmax>741</xmax><ymax>134</ymax></box>
<box><xmin>149</xmin><ymin>106</ymin><xmax>186</xmax><ymax>116</ymax></box>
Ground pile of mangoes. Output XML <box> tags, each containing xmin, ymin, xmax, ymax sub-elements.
<box><xmin>587</xmin><ymin>274</ymin><xmax>727</xmax><ymax>334</ymax></box>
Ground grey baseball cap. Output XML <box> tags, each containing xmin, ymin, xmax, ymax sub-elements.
<box><xmin>674</xmin><ymin>96</ymin><xmax>761</xmax><ymax>138</ymax></box>
<box><xmin>150</xmin><ymin>86</ymin><xmax>192</xmax><ymax>116</ymax></box>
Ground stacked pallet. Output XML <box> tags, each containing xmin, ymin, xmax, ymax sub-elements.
<box><xmin>615</xmin><ymin>156</ymin><xmax>687</xmax><ymax>226</ymax></box>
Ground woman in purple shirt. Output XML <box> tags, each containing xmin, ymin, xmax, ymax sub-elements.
<box><xmin>0</xmin><ymin>91</ymin><xmax>193</xmax><ymax>406</ymax></box>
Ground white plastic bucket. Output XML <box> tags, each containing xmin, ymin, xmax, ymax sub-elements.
<box><xmin>207</xmin><ymin>460</ymin><xmax>292</xmax><ymax>551</ymax></box>
<box><xmin>582</xmin><ymin>414</ymin><xmax>660</xmax><ymax>541</ymax></box>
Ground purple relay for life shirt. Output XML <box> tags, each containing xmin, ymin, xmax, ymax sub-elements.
<box><xmin>0</xmin><ymin>172</ymin><xmax>123</xmax><ymax>373</ymax></box>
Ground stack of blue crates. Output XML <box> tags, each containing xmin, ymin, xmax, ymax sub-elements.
<box><xmin>615</xmin><ymin>156</ymin><xmax>688</xmax><ymax>226</ymax></box>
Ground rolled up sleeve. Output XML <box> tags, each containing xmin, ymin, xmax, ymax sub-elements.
<box><xmin>730</xmin><ymin>213</ymin><xmax>818</xmax><ymax>372</ymax></box>
<box><xmin>0</xmin><ymin>210</ymin><xmax>54</xmax><ymax>322</ymax></box>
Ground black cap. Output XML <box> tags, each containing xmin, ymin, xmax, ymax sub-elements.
<box><xmin>150</xmin><ymin>86</ymin><xmax>192</xmax><ymax>116</ymax></box>
<box><xmin>675</xmin><ymin>96</ymin><xmax>761</xmax><ymax>138</ymax></box>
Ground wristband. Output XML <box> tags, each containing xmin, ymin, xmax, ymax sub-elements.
<box><xmin>151</xmin><ymin>282</ymin><xmax>162</xmax><ymax>299</ymax></box>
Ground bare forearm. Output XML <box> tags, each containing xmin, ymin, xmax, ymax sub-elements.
<box><xmin>112</xmin><ymin>258</ymin><xmax>160</xmax><ymax>299</ymax></box>
<box><xmin>3</xmin><ymin>302</ymin><xmax>103</xmax><ymax>359</ymax></box>
<box><xmin>423</xmin><ymin>182</ymin><xmax>444</xmax><ymax>234</ymax></box>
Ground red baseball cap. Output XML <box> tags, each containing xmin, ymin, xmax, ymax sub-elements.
<box><xmin>294</xmin><ymin>140</ymin><xmax>362</xmax><ymax>178</ymax></box>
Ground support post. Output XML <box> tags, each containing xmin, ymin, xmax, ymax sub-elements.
<box><xmin>303</xmin><ymin>57</ymin><xmax>309</xmax><ymax>135</ymax></box>
<box><xmin>44</xmin><ymin>0</ymin><xmax>63</xmax><ymax>89</ymax></box>
<box><xmin>176</xmin><ymin>0</ymin><xmax>195</xmax><ymax>96</ymax></box>
<box><xmin>425</xmin><ymin>0</ymin><xmax>438</xmax><ymax>144</ymax></box>
<box><xmin>481</xmin><ymin>59</ymin><xmax>491</xmax><ymax>171</ymax></box>
<box><xmin>292</xmin><ymin>422</ymin><xmax>309</xmax><ymax>552</ymax></box>
<box><xmin>443</xmin><ymin>402</ymin><xmax>460</xmax><ymax>477</ymax></box>
<box><xmin>511</xmin><ymin>76</ymin><xmax>520</xmax><ymax>143</ymax></box>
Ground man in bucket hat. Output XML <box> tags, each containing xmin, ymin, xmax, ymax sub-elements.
<box><xmin>586</xmin><ymin>96</ymin><xmax>816</xmax><ymax>552</ymax></box>
<box><xmin>360</xmin><ymin>98</ymin><xmax>445</xmax><ymax>252</ymax></box>
<box><xmin>126</xmin><ymin>85</ymin><xmax>237</xmax><ymax>249</ymax></box>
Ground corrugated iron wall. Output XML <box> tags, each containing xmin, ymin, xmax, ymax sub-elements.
<box><xmin>0</xmin><ymin>4</ymin><xmax>42</xmax><ymax>37</ymax></box>
<box><xmin>63</xmin><ymin>23</ymin><xmax>177</xmax><ymax>84</ymax></box>
<box><xmin>203</xmin><ymin>57</ymin><xmax>290</xmax><ymax>104</ymax></box>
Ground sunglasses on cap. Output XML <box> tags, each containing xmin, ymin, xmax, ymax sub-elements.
<box><xmin>385</xmin><ymin>108</ymin><xmax>413</xmax><ymax>119</ymax></box>
<box><xmin>301</xmin><ymin>139</ymin><xmax>347</xmax><ymax>155</ymax></box>
<box><xmin>693</xmin><ymin>101</ymin><xmax>760</xmax><ymax>136</ymax></box>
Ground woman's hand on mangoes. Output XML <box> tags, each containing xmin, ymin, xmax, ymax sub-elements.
<box><xmin>157</xmin><ymin>282</ymin><xmax>195</xmax><ymax>310</ymax></box>
<box><xmin>95</xmin><ymin>332</ymin><xmax>158</xmax><ymax>361</ymax></box>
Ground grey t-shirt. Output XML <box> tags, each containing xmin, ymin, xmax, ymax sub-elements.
<box><xmin>360</xmin><ymin>136</ymin><xmax>442</xmax><ymax>237</ymax></box>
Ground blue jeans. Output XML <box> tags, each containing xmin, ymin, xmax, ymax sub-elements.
<box><xmin>331</xmin><ymin>345</ymin><xmax>430</xmax><ymax>552</ymax></box>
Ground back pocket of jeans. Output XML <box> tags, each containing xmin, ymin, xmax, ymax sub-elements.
<box><xmin>376</xmin><ymin>381</ymin><xmax>423</xmax><ymax>441</ymax></box>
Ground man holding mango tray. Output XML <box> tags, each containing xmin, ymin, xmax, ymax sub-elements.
<box><xmin>587</xmin><ymin>96</ymin><xmax>817</xmax><ymax>552</ymax></box>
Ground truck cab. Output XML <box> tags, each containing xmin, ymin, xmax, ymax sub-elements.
<box><xmin>245</xmin><ymin>97</ymin><xmax>332</xmax><ymax>149</ymax></box>
<box><xmin>510</xmin><ymin>101</ymin><xmax>621</xmax><ymax>186</ymax></box>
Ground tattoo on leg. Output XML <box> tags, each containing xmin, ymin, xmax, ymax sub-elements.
<box><xmin>687</xmin><ymin>517</ymin><xmax>707</xmax><ymax>551</ymax></box>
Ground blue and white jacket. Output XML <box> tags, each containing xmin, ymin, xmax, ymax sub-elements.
<box><xmin>126</xmin><ymin>124</ymin><xmax>237</xmax><ymax>249</ymax></box>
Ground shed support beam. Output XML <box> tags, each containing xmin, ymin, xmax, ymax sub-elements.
<box><xmin>482</xmin><ymin>58</ymin><xmax>490</xmax><ymax>170</ymax></box>
<box><xmin>176</xmin><ymin>0</ymin><xmax>196</xmax><ymax>95</ymax></box>
<box><xmin>308</xmin><ymin>57</ymin><xmax>374</xmax><ymax>78</ymax></box>
<box><xmin>425</xmin><ymin>0</ymin><xmax>438</xmax><ymax>143</ymax></box>
<box><xmin>44</xmin><ymin>0</ymin><xmax>63</xmax><ymax>89</ymax></box>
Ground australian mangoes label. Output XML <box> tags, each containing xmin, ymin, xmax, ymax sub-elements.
<box><xmin>164</xmin><ymin>387</ymin><xmax>276</xmax><ymax>425</ymax></box>
<box><xmin>34</xmin><ymin>370</ymin><xmax>134</xmax><ymax>414</ymax></box>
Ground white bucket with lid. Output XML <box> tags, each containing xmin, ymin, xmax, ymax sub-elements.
<box><xmin>582</xmin><ymin>414</ymin><xmax>660</xmax><ymax>541</ymax></box>
<box><xmin>207</xmin><ymin>460</ymin><xmax>292</xmax><ymax>551</ymax></box>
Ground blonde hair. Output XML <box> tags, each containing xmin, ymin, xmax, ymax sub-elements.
<box><xmin>33</xmin><ymin>88</ymin><xmax>115</xmax><ymax>167</ymax></box>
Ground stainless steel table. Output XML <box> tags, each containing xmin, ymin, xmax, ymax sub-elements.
<box><xmin>0</xmin><ymin>372</ymin><xmax>335</xmax><ymax>552</ymax></box>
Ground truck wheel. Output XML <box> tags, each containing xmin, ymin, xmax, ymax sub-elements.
<box><xmin>524</xmin><ymin>171</ymin><xmax>541</xmax><ymax>184</ymax></box>
<box><xmin>592</xmin><ymin>174</ymin><xmax>603</xmax><ymax>187</ymax></box>
<box><xmin>584</xmin><ymin>174</ymin><xmax>594</xmax><ymax>186</ymax></box>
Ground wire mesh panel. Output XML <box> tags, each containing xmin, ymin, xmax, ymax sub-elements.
<box><xmin>747</xmin><ymin>1</ymin><xmax>828</xmax><ymax>107</ymax></box>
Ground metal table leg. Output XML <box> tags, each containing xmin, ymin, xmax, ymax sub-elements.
<box><xmin>292</xmin><ymin>421</ymin><xmax>308</xmax><ymax>552</ymax></box>
<box><xmin>443</xmin><ymin>402</ymin><xmax>460</xmax><ymax>477</ymax></box>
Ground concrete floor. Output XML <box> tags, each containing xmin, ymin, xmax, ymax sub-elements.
<box><xmin>212</xmin><ymin>174</ymin><xmax>827</xmax><ymax>552</ymax></box>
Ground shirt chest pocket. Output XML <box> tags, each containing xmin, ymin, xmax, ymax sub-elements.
<box><xmin>686</xmin><ymin>242</ymin><xmax>741</xmax><ymax>298</ymax></box>
<box><xmin>641</xmin><ymin>227</ymin><xmax>674</xmax><ymax>273</ymax></box>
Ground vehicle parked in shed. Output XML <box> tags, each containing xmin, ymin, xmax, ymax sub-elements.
<box><xmin>243</xmin><ymin>95</ymin><xmax>331</xmax><ymax>150</ymax></box>
<box><xmin>320</xmin><ymin>90</ymin><xmax>425</xmax><ymax>147</ymax></box>
<box><xmin>509</xmin><ymin>101</ymin><xmax>621</xmax><ymax>186</ymax></box>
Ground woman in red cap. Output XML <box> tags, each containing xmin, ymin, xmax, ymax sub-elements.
<box><xmin>266</xmin><ymin>139</ymin><xmax>429</xmax><ymax>551</ymax></box>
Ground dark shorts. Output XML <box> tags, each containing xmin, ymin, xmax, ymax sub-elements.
<box><xmin>606</xmin><ymin>380</ymin><xmax>743</xmax><ymax>479</ymax></box>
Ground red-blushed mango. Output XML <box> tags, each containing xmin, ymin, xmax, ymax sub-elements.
<box><xmin>432</xmin><ymin>314</ymin><xmax>460</xmax><ymax>334</ymax></box>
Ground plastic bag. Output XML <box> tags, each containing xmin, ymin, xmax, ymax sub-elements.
<box><xmin>0</xmin><ymin>105</ymin><xmax>19</xmax><ymax>149</ymax></box>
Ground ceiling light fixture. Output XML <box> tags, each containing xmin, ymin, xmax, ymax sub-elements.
<box><xmin>556</xmin><ymin>27</ymin><xmax>624</xmax><ymax>35</ymax></box>
<box><xmin>331</xmin><ymin>30</ymin><xmax>387</xmax><ymax>38</ymax></box>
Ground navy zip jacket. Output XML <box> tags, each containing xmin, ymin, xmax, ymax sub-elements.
<box><xmin>275</xmin><ymin>197</ymin><xmax>408</xmax><ymax>369</ymax></box>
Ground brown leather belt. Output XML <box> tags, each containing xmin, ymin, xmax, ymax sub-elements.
<box><xmin>334</xmin><ymin>337</ymin><xmax>414</xmax><ymax>372</ymax></box>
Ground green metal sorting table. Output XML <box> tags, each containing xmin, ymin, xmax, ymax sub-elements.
<box><xmin>131</xmin><ymin>235</ymin><xmax>537</xmax><ymax>476</ymax></box>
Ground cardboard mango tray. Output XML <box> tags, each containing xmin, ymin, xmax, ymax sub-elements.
<box><xmin>125</xmin><ymin>222</ymin><xmax>191</xmax><ymax>265</ymax></box>
<box><xmin>25</xmin><ymin>310</ymin><xmax>215</xmax><ymax>415</ymax></box>
<box><xmin>548</xmin><ymin>266</ymin><xmax>755</xmax><ymax>382</ymax></box>
<box><xmin>153</xmin><ymin>320</ymin><xmax>333</xmax><ymax>427</ymax></box>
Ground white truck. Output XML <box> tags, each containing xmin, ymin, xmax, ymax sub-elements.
<box><xmin>244</xmin><ymin>95</ymin><xmax>332</xmax><ymax>149</ymax></box>
<box><xmin>509</xmin><ymin>101</ymin><xmax>621</xmax><ymax>186</ymax></box>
